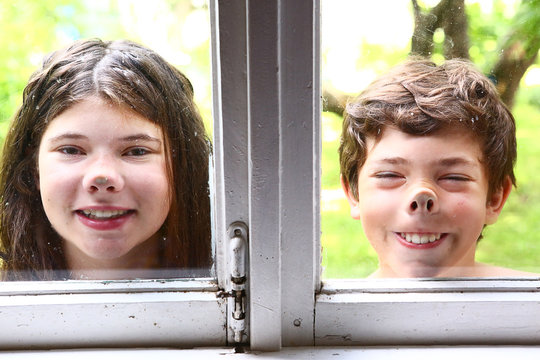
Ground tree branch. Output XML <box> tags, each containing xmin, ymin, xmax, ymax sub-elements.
<box><xmin>322</xmin><ymin>86</ymin><xmax>347</xmax><ymax>115</ymax></box>
<box><xmin>492</xmin><ymin>39</ymin><xmax>539</xmax><ymax>108</ymax></box>
<box><xmin>410</xmin><ymin>0</ymin><xmax>469</xmax><ymax>59</ymax></box>
<box><xmin>491</xmin><ymin>0</ymin><xmax>540</xmax><ymax>108</ymax></box>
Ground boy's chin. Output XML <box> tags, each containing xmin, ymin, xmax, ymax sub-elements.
<box><xmin>384</xmin><ymin>263</ymin><xmax>455</xmax><ymax>278</ymax></box>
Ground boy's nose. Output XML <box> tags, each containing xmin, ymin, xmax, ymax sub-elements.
<box><xmin>408</xmin><ymin>188</ymin><xmax>439</xmax><ymax>215</ymax></box>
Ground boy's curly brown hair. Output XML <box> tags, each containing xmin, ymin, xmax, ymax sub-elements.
<box><xmin>339</xmin><ymin>58</ymin><xmax>516</xmax><ymax>200</ymax></box>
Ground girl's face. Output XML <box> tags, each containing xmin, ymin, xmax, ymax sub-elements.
<box><xmin>37</xmin><ymin>97</ymin><xmax>171</xmax><ymax>268</ymax></box>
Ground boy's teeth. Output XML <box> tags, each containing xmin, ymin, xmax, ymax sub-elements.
<box><xmin>401</xmin><ymin>233</ymin><xmax>441</xmax><ymax>244</ymax></box>
<box><xmin>82</xmin><ymin>209</ymin><xmax>128</xmax><ymax>219</ymax></box>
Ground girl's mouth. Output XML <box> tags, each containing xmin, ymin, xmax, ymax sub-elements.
<box><xmin>75</xmin><ymin>209</ymin><xmax>135</xmax><ymax>231</ymax></box>
<box><xmin>78</xmin><ymin>209</ymin><xmax>134</xmax><ymax>220</ymax></box>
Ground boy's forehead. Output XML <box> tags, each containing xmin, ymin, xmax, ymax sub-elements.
<box><xmin>369</xmin><ymin>123</ymin><xmax>480</xmax><ymax>143</ymax></box>
<box><xmin>364</xmin><ymin>125</ymin><xmax>483</xmax><ymax>161</ymax></box>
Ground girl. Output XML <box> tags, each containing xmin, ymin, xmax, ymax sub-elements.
<box><xmin>0</xmin><ymin>39</ymin><xmax>212</xmax><ymax>280</ymax></box>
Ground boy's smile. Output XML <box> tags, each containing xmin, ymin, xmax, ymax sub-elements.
<box><xmin>343</xmin><ymin>126</ymin><xmax>510</xmax><ymax>278</ymax></box>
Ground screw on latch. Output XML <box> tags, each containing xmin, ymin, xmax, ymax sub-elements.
<box><xmin>232</xmin><ymin>290</ymin><xmax>245</xmax><ymax>320</ymax></box>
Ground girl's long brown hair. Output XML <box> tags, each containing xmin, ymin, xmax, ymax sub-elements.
<box><xmin>0</xmin><ymin>39</ymin><xmax>212</xmax><ymax>280</ymax></box>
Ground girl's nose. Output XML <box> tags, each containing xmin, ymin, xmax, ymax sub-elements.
<box><xmin>408</xmin><ymin>187</ymin><xmax>439</xmax><ymax>215</ymax></box>
<box><xmin>83</xmin><ymin>159</ymin><xmax>124</xmax><ymax>193</ymax></box>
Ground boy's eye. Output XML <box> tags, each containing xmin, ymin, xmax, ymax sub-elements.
<box><xmin>373</xmin><ymin>172</ymin><xmax>402</xmax><ymax>179</ymax></box>
<box><xmin>441</xmin><ymin>174</ymin><xmax>470</xmax><ymax>182</ymax></box>
<box><xmin>372</xmin><ymin>171</ymin><xmax>405</xmax><ymax>187</ymax></box>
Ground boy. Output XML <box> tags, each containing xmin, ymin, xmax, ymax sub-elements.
<box><xmin>339</xmin><ymin>58</ymin><xmax>533</xmax><ymax>278</ymax></box>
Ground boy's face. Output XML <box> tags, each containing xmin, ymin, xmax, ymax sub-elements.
<box><xmin>342</xmin><ymin>126</ymin><xmax>510</xmax><ymax>278</ymax></box>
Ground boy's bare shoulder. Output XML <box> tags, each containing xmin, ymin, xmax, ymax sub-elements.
<box><xmin>472</xmin><ymin>262</ymin><xmax>539</xmax><ymax>278</ymax></box>
<box><xmin>367</xmin><ymin>263</ymin><xmax>539</xmax><ymax>279</ymax></box>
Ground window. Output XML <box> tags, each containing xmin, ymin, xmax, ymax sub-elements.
<box><xmin>2</xmin><ymin>0</ymin><xmax>540</xmax><ymax>353</ymax></box>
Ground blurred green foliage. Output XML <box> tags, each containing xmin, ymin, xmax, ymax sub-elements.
<box><xmin>0</xmin><ymin>0</ymin><xmax>212</xmax><ymax>140</ymax></box>
<box><xmin>0</xmin><ymin>1</ymin><xmax>123</xmax><ymax>126</ymax></box>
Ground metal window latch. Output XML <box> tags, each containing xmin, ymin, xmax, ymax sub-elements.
<box><xmin>225</xmin><ymin>221</ymin><xmax>248</xmax><ymax>344</ymax></box>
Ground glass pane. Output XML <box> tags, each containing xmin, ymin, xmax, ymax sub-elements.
<box><xmin>0</xmin><ymin>0</ymin><xmax>214</xmax><ymax>280</ymax></box>
<box><xmin>321</xmin><ymin>0</ymin><xmax>540</xmax><ymax>278</ymax></box>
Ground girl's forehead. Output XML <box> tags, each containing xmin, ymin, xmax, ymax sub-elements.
<box><xmin>43</xmin><ymin>98</ymin><xmax>163</xmax><ymax>140</ymax></box>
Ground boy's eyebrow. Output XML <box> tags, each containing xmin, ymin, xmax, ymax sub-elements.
<box><xmin>372</xmin><ymin>157</ymin><xmax>478</xmax><ymax>167</ymax></box>
<box><xmin>373</xmin><ymin>157</ymin><xmax>409</xmax><ymax>165</ymax></box>
<box><xmin>437</xmin><ymin>157</ymin><xmax>478</xmax><ymax>167</ymax></box>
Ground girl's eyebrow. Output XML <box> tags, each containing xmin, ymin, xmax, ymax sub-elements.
<box><xmin>47</xmin><ymin>133</ymin><xmax>87</xmax><ymax>144</ymax></box>
<box><xmin>46</xmin><ymin>133</ymin><xmax>161</xmax><ymax>145</ymax></box>
<box><xmin>119</xmin><ymin>134</ymin><xmax>162</xmax><ymax>144</ymax></box>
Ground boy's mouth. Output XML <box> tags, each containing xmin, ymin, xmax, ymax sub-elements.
<box><xmin>400</xmin><ymin>232</ymin><xmax>442</xmax><ymax>245</ymax></box>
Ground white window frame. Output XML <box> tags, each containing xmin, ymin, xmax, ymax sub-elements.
<box><xmin>2</xmin><ymin>0</ymin><xmax>540</xmax><ymax>352</ymax></box>
<box><xmin>0</xmin><ymin>279</ymin><xmax>225</xmax><ymax>349</ymax></box>
<box><xmin>211</xmin><ymin>0</ymin><xmax>321</xmax><ymax>350</ymax></box>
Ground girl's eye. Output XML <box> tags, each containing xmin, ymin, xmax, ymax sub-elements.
<box><xmin>58</xmin><ymin>146</ymin><xmax>83</xmax><ymax>156</ymax></box>
<box><xmin>124</xmin><ymin>147</ymin><xmax>150</xmax><ymax>156</ymax></box>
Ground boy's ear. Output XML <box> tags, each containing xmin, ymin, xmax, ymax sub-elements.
<box><xmin>341</xmin><ymin>175</ymin><xmax>361</xmax><ymax>220</ymax></box>
<box><xmin>485</xmin><ymin>176</ymin><xmax>512</xmax><ymax>225</ymax></box>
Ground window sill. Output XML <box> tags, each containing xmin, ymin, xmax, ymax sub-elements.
<box><xmin>2</xmin><ymin>346</ymin><xmax>540</xmax><ymax>359</ymax></box>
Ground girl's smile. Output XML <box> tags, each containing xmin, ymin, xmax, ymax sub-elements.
<box><xmin>75</xmin><ymin>206</ymin><xmax>136</xmax><ymax>231</ymax></box>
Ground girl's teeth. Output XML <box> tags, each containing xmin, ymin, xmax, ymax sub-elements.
<box><xmin>401</xmin><ymin>233</ymin><xmax>441</xmax><ymax>244</ymax></box>
<box><xmin>82</xmin><ymin>209</ymin><xmax>128</xmax><ymax>219</ymax></box>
